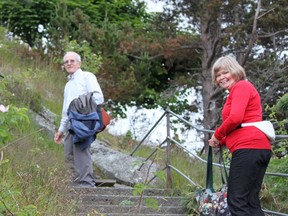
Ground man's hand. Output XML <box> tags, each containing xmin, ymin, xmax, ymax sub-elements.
<box><xmin>54</xmin><ymin>131</ymin><xmax>64</xmax><ymax>144</ymax></box>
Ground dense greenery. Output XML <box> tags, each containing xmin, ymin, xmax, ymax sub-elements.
<box><xmin>0</xmin><ymin>0</ymin><xmax>148</xmax><ymax>47</ymax></box>
<box><xmin>1</xmin><ymin>0</ymin><xmax>287</xmax><ymax>129</ymax></box>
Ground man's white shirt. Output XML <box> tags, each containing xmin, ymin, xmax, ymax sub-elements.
<box><xmin>59</xmin><ymin>69</ymin><xmax>104</xmax><ymax>133</ymax></box>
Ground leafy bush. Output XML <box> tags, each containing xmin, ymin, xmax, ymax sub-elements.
<box><xmin>265</xmin><ymin>93</ymin><xmax>288</xmax><ymax>158</ymax></box>
<box><xmin>0</xmin><ymin>105</ymin><xmax>29</xmax><ymax>145</ymax></box>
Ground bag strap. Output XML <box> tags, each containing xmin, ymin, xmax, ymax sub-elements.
<box><xmin>219</xmin><ymin>146</ymin><xmax>229</xmax><ymax>184</ymax></box>
<box><xmin>206</xmin><ymin>145</ymin><xmax>229</xmax><ymax>190</ymax></box>
<box><xmin>206</xmin><ymin>145</ymin><xmax>214</xmax><ymax>191</ymax></box>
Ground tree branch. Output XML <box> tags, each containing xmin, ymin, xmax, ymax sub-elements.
<box><xmin>240</xmin><ymin>0</ymin><xmax>261</xmax><ymax>65</ymax></box>
<box><xmin>258</xmin><ymin>29</ymin><xmax>288</xmax><ymax>38</ymax></box>
<box><xmin>127</xmin><ymin>45</ymin><xmax>202</xmax><ymax>61</ymax></box>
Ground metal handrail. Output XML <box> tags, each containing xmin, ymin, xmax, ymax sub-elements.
<box><xmin>132</xmin><ymin>108</ymin><xmax>288</xmax><ymax>174</ymax></box>
<box><xmin>130</xmin><ymin>111</ymin><xmax>166</xmax><ymax>156</ymax></box>
<box><xmin>131</xmin><ymin>108</ymin><xmax>288</xmax><ymax>216</ymax></box>
<box><xmin>168</xmin><ymin>164</ymin><xmax>201</xmax><ymax>187</ymax></box>
<box><xmin>168</xmin><ymin>136</ymin><xmax>288</xmax><ymax>178</ymax></box>
<box><xmin>137</xmin><ymin>138</ymin><xmax>167</xmax><ymax>171</ymax></box>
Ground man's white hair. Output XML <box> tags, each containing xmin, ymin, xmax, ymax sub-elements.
<box><xmin>63</xmin><ymin>51</ymin><xmax>81</xmax><ymax>62</ymax></box>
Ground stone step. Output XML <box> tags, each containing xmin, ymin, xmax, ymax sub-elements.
<box><xmin>71</xmin><ymin>186</ymin><xmax>187</xmax><ymax>215</ymax></box>
<box><xmin>78</xmin><ymin>212</ymin><xmax>187</xmax><ymax>216</ymax></box>
<box><xmin>79</xmin><ymin>194</ymin><xmax>183</xmax><ymax>206</ymax></box>
<box><xmin>86</xmin><ymin>214</ymin><xmax>187</xmax><ymax>216</ymax></box>
<box><xmin>95</xmin><ymin>178</ymin><xmax>117</xmax><ymax>187</ymax></box>
<box><xmin>88</xmin><ymin>214</ymin><xmax>187</xmax><ymax>216</ymax></box>
<box><xmin>72</xmin><ymin>187</ymin><xmax>182</xmax><ymax>197</ymax></box>
<box><xmin>77</xmin><ymin>204</ymin><xmax>186</xmax><ymax>215</ymax></box>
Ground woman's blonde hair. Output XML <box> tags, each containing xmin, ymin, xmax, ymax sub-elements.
<box><xmin>211</xmin><ymin>55</ymin><xmax>246</xmax><ymax>86</ymax></box>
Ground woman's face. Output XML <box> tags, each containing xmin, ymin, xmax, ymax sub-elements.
<box><xmin>215</xmin><ymin>69</ymin><xmax>237</xmax><ymax>91</ymax></box>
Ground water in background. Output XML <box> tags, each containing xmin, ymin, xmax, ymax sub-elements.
<box><xmin>107</xmin><ymin>88</ymin><xmax>205</xmax><ymax>154</ymax></box>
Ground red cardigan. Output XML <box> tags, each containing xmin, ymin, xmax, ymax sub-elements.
<box><xmin>214</xmin><ymin>80</ymin><xmax>271</xmax><ymax>153</ymax></box>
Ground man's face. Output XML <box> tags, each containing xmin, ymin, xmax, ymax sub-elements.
<box><xmin>63</xmin><ymin>53</ymin><xmax>81</xmax><ymax>74</ymax></box>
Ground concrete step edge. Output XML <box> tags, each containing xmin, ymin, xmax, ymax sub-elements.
<box><xmin>77</xmin><ymin>204</ymin><xmax>186</xmax><ymax>214</ymax></box>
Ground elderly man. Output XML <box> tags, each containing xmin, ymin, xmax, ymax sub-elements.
<box><xmin>54</xmin><ymin>51</ymin><xmax>104</xmax><ymax>188</ymax></box>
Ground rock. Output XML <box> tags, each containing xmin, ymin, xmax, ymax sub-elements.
<box><xmin>91</xmin><ymin>140</ymin><xmax>162</xmax><ymax>187</ymax></box>
<box><xmin>31</xmin><ymin>107</ymin><xmax>57</xmax><ymax>137</ymax></box>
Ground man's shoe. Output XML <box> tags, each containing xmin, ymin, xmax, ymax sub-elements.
<box><xmin>71</xmin><ymin>183</ymin><xmax>96</xmax><ymax>189</ymax></box>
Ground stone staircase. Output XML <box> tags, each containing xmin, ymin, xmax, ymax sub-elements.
<box><xmin>70</xmin><ymin>184</ymin><xmax>188</xmax><ymax>216</ymax></box>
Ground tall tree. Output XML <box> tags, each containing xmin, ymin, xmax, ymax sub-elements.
<box><xmin>0</xmin><ymin>0</ymin><xmax>148</xmax><ymax>48</ymax></box>
<box><xmin>160</xmin><ymin>0</ymin><xmax>288</xmax><ymax>136</ymax></box>
<box><xmin>0</xmin><ymin>0</ymin><xmax>57</xmax><ymax>47</ymax></box>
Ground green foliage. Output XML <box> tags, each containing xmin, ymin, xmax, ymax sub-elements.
<box><xmin>0</xmin><ymin>103</ymin><xmax>43</xmax><ymax>215</ymax></box>
<box><xmin>144</xmin><ymin>197</ymin><xmax>160</xmax><ymax>210</ymax></box>
<box><xmin>0</xmin><ymin>0</ymin><xmax>149</xmax><ymax>49</ymax></box>
<box><xmin>273</xmin><ymin>93</ymin><xmax>288</xmax><ymax>116</ymax></box>
<box><xmin>0</xmin><ymin>33</ymin><xmax>76</xmax><ymax>215</ymax></box>
<box><xmin>0</xmin><ymin>105</ymin><xmax>29</xmax><ymax>145</ymax></box>
<box><xmin>0</xmin><ymin>0</ymin><xmax>57</xmax><ymax>47</ymax></box>
<box><xmin>0</xmin><ymin>124</ymin><xmax>76</xmax><ymax>215</ymax></box>
<box><xmin>3</xmin><ymin>75</ymin><xmax>43</xmax><ymax>113</ymax></box>
<box><xmin>16</xmin><ymin>205</ymin><xmax>40</xmax><ymax>216</ymax></box>
<box><xmin>181</xmin><ymin>186</ymin><xmax>200</xmax><ymax>215</ymax></box>
<box><xmin>65</xmin><ymin>0</ymin><xmax>149</xmax><ymax>27</ymax></box>
<box><xmin>247</xmin><ymin>57</ymin><xmax>288</xmax><ymax>114</ymax></box>
<box><xmin>132</xmin><ymin>170</ymin><xmax>160</xmax><ymax>212</ymax></box>
<box><xmin>0</xmin><ymin>188</ymin><xmax>39</xmax><ymax>215</ymax></box>
<box><xmin>159</xmin><ymin>87</ymin><xmax>200</xmax><ymax>115</ymax></box>
<box><xmin>119</xmin><ymin>130</ymin><xmax>134</xmax><ymax>149</ymax></box>
<box><xmin>265</xmin><ymin>94</ymin><xmax>288</xmax><ymax>158</ymax></box>
<box><xmin>136</xmin><ymin>88</ymin><xmax>159</xmax><ymax>108</ymax></box>
<box><xmin>133</xmin><ymin>183</ymin><xmax>151</xmax><ymax>196</ymax></box>
<box><xmin>154</xmin><ymin>170</ymin><xmax>166</xmax><ymax>182</ymax></box>
<box><xmin>262</xmin><ymin>156</ymin><xmax>288</xmax><ymax>212</ymax></box>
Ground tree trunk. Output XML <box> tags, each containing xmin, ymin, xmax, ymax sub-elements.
<box><xmin>200</xmin><ymin>2</ymin><xmax>223</xmax><ymax>146</ymax></box>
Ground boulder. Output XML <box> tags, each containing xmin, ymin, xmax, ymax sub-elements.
<box><xmin>91</xmin><ymin>140</ymin><xmax>162</xmax><ymax>187</ymax></box>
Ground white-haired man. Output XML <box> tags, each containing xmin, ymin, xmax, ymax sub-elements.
<box><xmin>54</xmin><ymin>51</ymin><xmax>104</xmax><ymax>188</ymax></box>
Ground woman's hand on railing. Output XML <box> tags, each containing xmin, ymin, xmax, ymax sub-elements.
<box><xmin>209</xmin><ymin>134</ymin><xmax>220</xmax><ymax>148</ymax></box>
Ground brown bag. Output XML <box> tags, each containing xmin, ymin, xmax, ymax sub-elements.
<box><xmin>101</xmin><ymin>107</ymin><xmax>111</xmax><ymax>129</ymax></box>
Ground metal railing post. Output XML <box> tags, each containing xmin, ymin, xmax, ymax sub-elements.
<box><xmin>166</xmin><ymin>107</ymin><xmax>172</xmax><ymax>189</ymax></box>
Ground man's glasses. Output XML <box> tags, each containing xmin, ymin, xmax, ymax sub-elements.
<box><xmin>64</xmin><ymin>59</ymin><xmax>76</xmax><ymax>65</ymax></box>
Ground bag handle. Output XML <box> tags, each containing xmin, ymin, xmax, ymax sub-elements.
<box><xmin>206</xmin><ymin>145</ymin><xmax>229</xmax><ymax>191</ymax></box>
<box><xmin>206</xmin><ymin>145</ymin><xmax>214</xmax><ymax>191</ymax></box>
<box><xmin>219</xmin><ymin>146</ymin><xmax>229</xmax><ymax>185</ymax></box>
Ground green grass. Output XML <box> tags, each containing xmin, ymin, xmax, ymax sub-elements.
<box><xmin>0</xmin><ymin>32</ymin><xmax>75</xmax><ymax>215</ymax></box>
<box><xmin>0</xmin><ymin>121</ymin><xmax>76</xmax><ymax>215</ymax></box>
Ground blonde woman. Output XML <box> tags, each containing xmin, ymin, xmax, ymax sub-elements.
<box><xmin>209</xmin><ymin>55</ymin><xmax>271</xmax><ymax>216</ymax></box>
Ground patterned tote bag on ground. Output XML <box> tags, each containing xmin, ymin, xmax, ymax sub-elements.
<box><xmin>194</xmin><ymin>146</ymin><xmax>231</xmax><ymax>216</ymax></box>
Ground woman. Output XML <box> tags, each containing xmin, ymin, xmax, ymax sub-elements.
<box><xmin>208</xmin><ymin>55</ymin><xmax>272</xmax><ymax>216</ymax></box>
